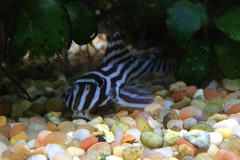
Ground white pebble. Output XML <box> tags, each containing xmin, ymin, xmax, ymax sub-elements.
<box><xmin>105</xmin><ymin>155</ymin><xmax>123</xmax><ymax>160</ymax></box>
<box><xmin>26</xmin><ymin>154</ymin><xmax>47</xmax><ymax>160</ymax></box>
<box><xmin>207</xmin><ymin>144</ymin><xmax>219</xmax><ymax>158</ymax></box>
<box><xmin>73</xmin><ymin>129</ymin><xmax>90</xmax><ymax>141</ymax></box>
<box><xmin>12</xmin><ymin>139</ymin><xmax>27</xmax><ymax>151</ymax></box>
<box><xmin>45</xmin><ymin>144</ymin><xmax>65</xmax><ymax>160</ymax></box>
<box><xmin>209</xmin><ymin>132</ymin><xmax>223</xmax><ymax>146</ymax></box>
<box><xmin>153</xmin><ymin>148</ymin><xmax>173</xmax><ymax>159</ymax></box>
<box><xmin>162</xmin><ymin>100</ymin><xmax>174</xmax><ymax>110</ymax></box>
<box><xmin>27</xmin><ymin>139</ymin><xmax>36</xmax><ymax>149</ymax></box>
<box><xmin>229</xmin><ymin>114</ymin><xmax>240</xmax><ymax>123</ymax></box>
<box><xmin>125</xmin><ymin>128</ymin><xmax>141</xmax><ymax>142</ymax></box>
<box><xmin>72</xmin><ymin>156</ymin><xmax>80</xmax><ymax>160</ymax></box>
<box><xmin>66</xmin><ymin>147</ymin><xmax>84</xmax><ymax>158</ymax></box>
<box><xmin>0</xmin><ymin>141</ymin><xmax>8</xmax><ymax>157</ymax></box>
<box><xmin>232</xmin><ymin>125</ymin><xmax>240</xmax><ymax>137</ymax></box>
<box><xmin>113</xmin><ymin>125</ymin><xmax>124</xmax><ymax>143</ymax></box>
<box><xmin>213</xmin><ymin>119</ymin><xmax>238</xmax><ymax>129</ymax></box>
<box><xmin>193</xmin><ymin>89</ymin><xmax>204</xmax><ymax>98</ymax></box>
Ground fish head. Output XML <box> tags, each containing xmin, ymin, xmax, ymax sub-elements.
<box><xmin>65</xmin><ymin>77</ymin><xmax>105</xmax><ymax>112</ymax></box>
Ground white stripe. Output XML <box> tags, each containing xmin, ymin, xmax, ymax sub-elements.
<box><xmin>120</xmin><ymin>90</ymin><xmax>153</xmax><ymax>99</ymax></box>
<box><xmin>153</xmin><ymin>60</ymin><xmax>160</xmax><ymax>72</ymax></box>
<box><xmin>103</xmin><ymin>46</ymin><xmax>129</xmax><ymax>63</ymax></box>
<box><xmin>74</xmin><ymin>79</ymin><xmax>96</xmax><ymax>84</ymax></box>
<box><xmin>78</xmin><ymin>84</ymin><xmax>90</xmax><ymax>111</ymax></box>
<box><xmin>71</xmin><ymin>84</ymin><xmax>80</xmax><ymax>110</ymax></box>
<box><xmin>88</xmin><ymin>87</ymin><xmax>101</xmax><ymax>109</ymax></box>
<box><xmin>66</xmin><ymin>92</ymin><xmax>72</xmax><ymax>107</ymax></box>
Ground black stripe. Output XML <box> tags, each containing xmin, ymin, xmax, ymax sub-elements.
<box><xmin>94</xmin><ymin>79</ymin><xmax>108</xmax><ymax>107</ymax></box>
<box><xmin>72</xmin><ymin>83</ymin><xmax>85</xmax><ymax>111</ymax></box>
<box><xmin>82</xmin><ymin>84</ymin><xmax>97</xmax><ymax>110</ymax></box>
<box><xmin>119</xmin><ymin>92</ymin><xmax>154</xmax><ymax>104</ymax></box>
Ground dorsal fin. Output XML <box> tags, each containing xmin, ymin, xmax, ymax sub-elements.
<box><xmin>101</xmin><ymin>32</ymin><xmax>133</xmax><ymax>67</ymax></box>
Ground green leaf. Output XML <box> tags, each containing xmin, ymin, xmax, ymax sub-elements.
<box><xmin>214</xmin><ymin>6</ymin><xmax>240</xmax><ymax>42</ymax></box>
<box><xmin>63</xmin><ymin>0</ymin><xmax>98</xmax><ymax>45</ymax></box>
<box><xmin>174</xmin><ymin>39</ymin><xmax>215</xmax><ymax>86</ymax></box>
<box><xmin>10</xmin><ymin>0</ymin><xmax>71</xmax><ymax>66</ymax></box>
<box><xmin>214</xmin><ymin>36</ymin><xmax>240</xmax><ymax>79</ymax></box>
<box><xmin>166</xmin><ymin>0</ymin><xmax>207</xmax><ymax>44</ymax></box>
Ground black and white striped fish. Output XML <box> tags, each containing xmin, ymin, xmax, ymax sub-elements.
<box><xmin>65</xmin><ymin>32</ymin><xmax>172</xmax><ymax>119</ymax></box>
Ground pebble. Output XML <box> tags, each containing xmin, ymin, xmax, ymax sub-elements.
<box><xmin>208</xmin><ymin>113</ymin><xmax>227</xmax><ymax>122</ymax></box>
<box><xmin>195</xmin><ymin>152</ymin><xmax>214</xmax><ymax>160</ymax></box>
<box><xmin>140</xmin><ymin>131</ymin><xmax>164</xmax><ymax>149</ymax></box>
<box><xmin>182</xmin><ymin>118</ymin><xmax>197</xmax><ymax>130</ymax></box>
<box><xmin>113</xmin><ymin>125</ymin><xmax>124</xmax><ymax>143</ymax></box>
<box><xmin>164</xmin><ymin>129</ymin><xmax>183</xmax><ymax>146</ymax></box>
<box><xmin>207</xmin><ymin>144</ymin><xmax>219</xmax><ymax>158</ymax></box>
<box><xmin>184</xmin><ymin>131</ymin><xmax>210</xmax><ymax>149</ymax></box>
<box><xmin>203</xmin><ymin>88</ymin><xmax>218</xmax><ymax>99</ymax></box>
<box><xmin>169</xmin><ymin>81</ymin><xmax>187</xmax><ymax>92</ymax></box>
<box><xmin>171</xmin><ymin>91</ymin><xmax>188</xmax><ymax>102</ymax></box>
<box><xmin>228</xmin><ymin>134</ymin><xmax>240</xmax><ymax>155</ymax></box>
<box><xmin>179</xmin><ymin>106</ymin><xmax>202</xmax><ymax>120</ymax></box>
<box><xmin>141</xmin><ymin>151</ymin><xmax>163</xmax><ymax>160</ymax></box>
<box><xmin>11</xmin><ymin>145</ymin><xmax>31</xmax><ymax>160</ymax></box>
<box><xmin>177</xmin><ymin>138</ymin><xmax>197</xmax><ymax>156</ymax></box>
<box><xmin>144</xmin><ymin>104</ymin><xmax>163</xmax><ymax>119</ymax></box>
<box><xmin>213</xmin><ymin>119</ymin><xmax>238</xmax><ymax>129</ymax></box>
<box><xmin>0</xmin><ymin>141</ymin><xmax>8</xmax><ymax>157</ymax></box>
<box><xmin>45</xmin><ymin>144</ymin><xmax>66</xmax><ymax>160</ymax></box>
<box><xmin>231</xmin><ymin>125</ymin><xmax>240</xmax><ymax>137</ymax></box>
<box><xmin>88</xmin><ymin>142</ymin><xmax>112</xmax><ymax>158</ymax></box>
<box><xmin>10</xmin><ymin>123</ymin><xmax>27</xmax><ymax>138</ymax></box>
<box><xmin>136</xmin><ymin>117</ymin><xmax>153</xmax><ymax>132</ymax></box>
<box><xmin>178</xmin><ymin>144</ymin><xmax>194</xmax><ymax>160</ymax></box>
<box><xmin>0</xmin><ymin>124</ymin><xmax>11</xmax><ymax>139</ymax></box>
<box><xmin>79</xmin><ymin>136</ymin><xmax>98</xmax><ymax>151</ymax></box>
<box><xmin>11</xmin><ymin>131</ymin><xmax>28</xmax><ymax>147</ymax></box>
<box><xmin>0</xmin><ymin>116</ymin><xmax>7</xmax><ymax>128</ymax></box>
<box><xmin>193</xmin><ymin>89</ymin><xmax>204</xmax><ymax>98</ymax></box>
<box><xmin>73</xmin><ymin>129</ymin><xmax>90</xmax><ymax>141</ymax></box>
<box><xmin>186</xmin><ymin>85</ymin><xmax>197</xmax><ymax>99</ymax></box>
<box><xmin>41</xmin><ymin>131</ymin><xmax>67</xmax><ymax>146</ymax></box>
<box><xmin>222</xmin><ymin>79</ymin><xmax>240</xmax><ymax>91</ymax></box>
<box><xmin>27</xmin><ymin>154</ymin><xmax>48</xmax><ymax>160</ymax></box>
<box><xmin>215</xmin><ymin>149</ymin><xmax>240</xmax><ymax>160</ymax></box>
<box><xmin>122</xmin><ymin>146</ymin><xmax>145</xmax><ymax>160</ymax></box>
<box><xmin>154</xmin><ymin>148</ymin><xmax>173</xmax><ymax>159</ymax></box>
<box><xmin>209</xmin><ymin>132</ymin><xmax>223</xmax><ymax>146</ymax></box>
<box><xmin>111</xmin><ymin>122</ymin><xmax>130</xmax><ymax>133</ymax></box>
<box><xmin>228</xmin><ymin>103</ymin><xmax>240</xmax><ymax>115</ymax></box>
<box><xmin>45</xmin><ymin>97</ymin><xmax>65</xmax><ymax>113</ymax></box>
<box><xmin>190</xmin><ymin>98</ymin><xmax>207</xmax><ymax>110</ymax></box>
<box><xmin>113</xmin><ymin>146</ymin><xmax>126</xmax><ymax>158</ymax></box>
<box><xmin>170</xmin><ymin>100</ymin><xmax>191</xmax><ymax>110</ymax></box>
<box><xmin>189</xmin><ymin>123</ymin><xmax>214</xmax><ymax>132</ymax></box>
<box><xmin>120</xmin><ymin>134</ymin><xmax>135</xmax><ymax>144</ymax></box>
<box><xmin>35</xmin><ymin>130</ymin><xmax>52</xmax><ymax>148</ymax></box>
<box><xmin>163</xmin><ymin>110</ymin><xmax>178</xmax><ymax>129</ymax></box>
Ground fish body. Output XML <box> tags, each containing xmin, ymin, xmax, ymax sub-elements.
<box><xmin>65</xmin><ymin>32</ymin><xmax>172</xmax><ymax>119</ymax></box>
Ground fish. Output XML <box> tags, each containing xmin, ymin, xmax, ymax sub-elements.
<box><xmin>65</xmin><ymin>32</ymin><xmax>172</xmax><ymax>119</ymax></box>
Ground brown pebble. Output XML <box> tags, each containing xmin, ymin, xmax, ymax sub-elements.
<box><xmin>10</xmin><ymin>124</ymin><xmax>27</xmax><ymax>138</ymax></box>
<box><xmin>29</xmin><ymin>146</ymin><xmax>47</xmax><ymax>156</ymax></box>
<box><xmin>47</xmin><ymin>122</ymin><xmax>59</xmax><ymax>132</ymax></box>
<box><xmin>0</xmin><ymin>124</ymin><xmax>11</xmax><ymax>139</ymax></box>
<box><xmin>11</xmin><ymin>131</ymin><xmax>28</xmax><ymax>147</ymax></box>
<box><xmin>28</xmin><ymin>117</ymin><xmax>46</xmax><ymax>125</ymax></box>
<box><xmin>2</xmin><ymin>150</ymin><xmax>12</xmax><ymax>159</ymax></box>
<box><xmin>46</xmin><ymin>97</ymin><xmax>65</xmax><ymax>113</ymax></box>
<box><xmin>10</xmin><ymin>145</ymin><xmax>30</xmax><ymax>160</ymax></box>
<box><xmin>41</xmin><ymin>132</ymin><xmax>67</xmax><ymax>146</ymax></box>
<box><xmin>186</xmin><ymin>85</ymin><xmax>197</xmax><ymax>99</ymax></box>
<box><xmin>58</xmin><ymin>121</ymin><xmax>69</xmax><ymax>130</ymax></box>
<box><xmin>111</xmin><ymin>141</ymin><xmax>122</xmax><ymax>149</ymax></box>
<box><xmin>76</xmin><ymin>124</ymin><xmax>95</xmax><ymax>134</ymax></box>
<box><xmin>88</xmin><ymin>142</ymin><xmax>112</xmax><ymax>156</ymax></box>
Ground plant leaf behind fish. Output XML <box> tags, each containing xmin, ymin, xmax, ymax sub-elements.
<box><xmin>63</xmin><ymin>0</ymin><xmax>98</xmax><ymax>45</ymax></box>
<box><xmin>215</xmin><ymin>6</ymin><xmax>240</xmax><ymax>43</ymax></box>
<box><xmin>214</xmin><ymin>36</ymin><xmax>240</xmax><ymax>79</ymax></box>
<box><xmin>166</xmin><ymin>0</ymin><xmax>207</xmax><ymax>44</ymax></box>
<box><xmin>9</xmin><ymin>0</ymin><xmax>71</xmax><ymax>67</ymax></box>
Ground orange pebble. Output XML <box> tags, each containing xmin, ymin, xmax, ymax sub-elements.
<box><xmin>215</xmin><ymin>149</ymin><xmax>240</xmax><ymax>160</ymax></box>
<box><xmin>35</xmin><ymin>130</ymin><xmax>52</xmax><ymax>148</ymax></box>
<box><xmin>10</xmin><ymin>124</ymin><xmax>27</xmax><ymax>138</ymax></box>
<box><xmin>171</xmin><ymin>91</ymin><xmax>188</xmax><ymax>102</ymax></box>
<box><xmin>79</xmin><ymin>136</ymin><xmax>98</xmax><ymax>151</ymax></box>
<box><xmin>177</xmin><ymin>138</ymin><xmax>197</xmax><ymax>156</ymax></box>
<box><xmin>221</xmin><ymin>91</ymin><xmax>227</xmax><ymax>100</ymax></box>
<box><xmin>228</xmin><ymin>103</ymin><xmax>240</xmax><ymax>116</ymax></box>
<box><xmin>120</xmin><ymin>134</ymin><xmax>136</xmax><ymax>144</ymax></box>
<box><xmin>203</xmin><ymin>88</ymin><xmax>218</xmax><ymax>99</ymax></box>
<box><xmin>76</xmin><ymin>124</ymin><xmax>95</xmax><ymax>133</ymax></box>
<box><xmin>46</xmin><ymin>122</ymin><xmax>59</xmax><ymax>132</ymax></box>
<box><xmin>41</xmin><ymin>132</ymin><xmax>67</xmax><ymax>146</ymax></box>
<box><xmin>179</xmin><ymin>106</ymin><xmax>202</xmax><ymax>120</ymax></box>
<box><xmin>132</xmin><ymin>109</ymin><xmax>142</xmax><ymax>120</ymax></box>
<box><xmin>186</xmin><ymin>85</ymin><xmax>197</xmax><ymax>99</ymax></box>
